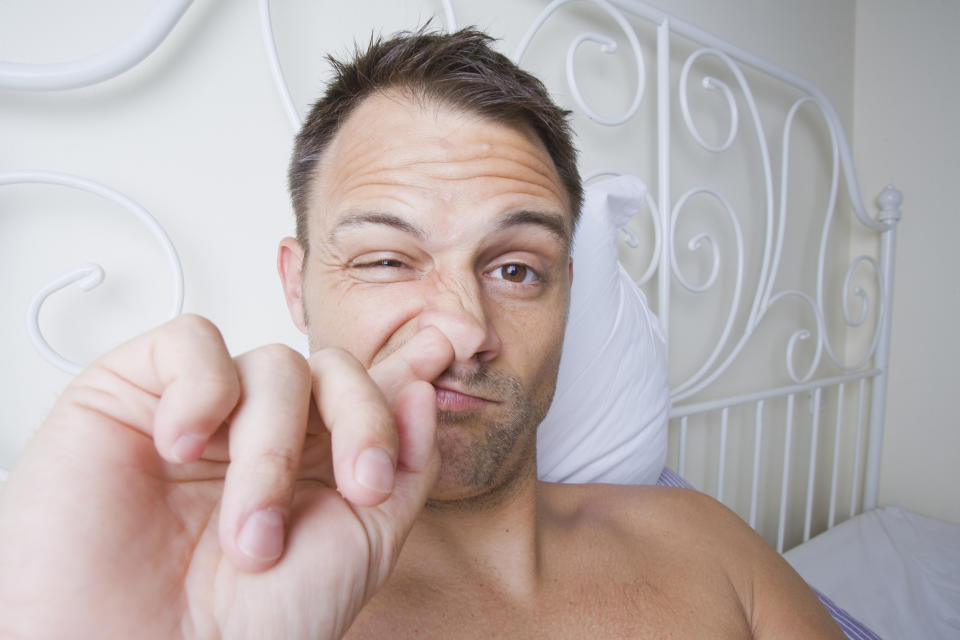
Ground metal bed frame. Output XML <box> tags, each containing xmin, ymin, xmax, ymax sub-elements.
<box><xmin>1</xmin><ymin>0</ymin><xmax>900</xmax><ymax>553</ymax></box>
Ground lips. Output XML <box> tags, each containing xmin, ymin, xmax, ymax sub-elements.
<box><xmin>432</xmin><ymin>384</ymin><xmax>495</xmax><ymax>412</ymax></box>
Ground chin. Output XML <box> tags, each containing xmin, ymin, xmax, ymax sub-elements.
<box><xmin>424</xmin><ymin>417</ymin><xmax>537</xmax><ymax>512</ymax></box>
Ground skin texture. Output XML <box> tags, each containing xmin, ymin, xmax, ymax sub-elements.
<box><xmin>0</xmin><ymin>92</ymin><xmax>846</xmax><ymax>639</ymax></box>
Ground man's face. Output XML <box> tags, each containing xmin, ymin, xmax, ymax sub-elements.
<box><xmin>280</xmin><ymin>93</ymin><xmax>573</xmax><ymax>506</ymax></box>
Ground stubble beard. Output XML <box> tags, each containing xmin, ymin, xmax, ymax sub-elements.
<box><xmin>425</xmin><ymin>364</ymin><xmax>553</xmax><ymax>513</ymax></box>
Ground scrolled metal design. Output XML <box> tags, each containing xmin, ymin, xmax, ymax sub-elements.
<box><xmin>669</xmin><ymin>188</ymin><xmax>745</xmax><ymax>399</ymax></box>
<box><xmin>678</xmin><ymin>50</ymin><xmax>739</xmax><ymax>152</ymax></box>
<box><xmin>670</xmin><ymin>89</ymin><xmax>889</xmax><ymax>398</ymax></box>
<box><xmin>675</xmin><ymin>48</ymin><xmax>780</xmax><ymax>338</ymax></box>
<box><xmin>788</xmin><ymin>96</ymin><xmax>888</xmax><ymax>374</ymax></box>
<box><xmin>763</xmin><ymin>290</ymin><xmax>826</xmax><ymax>384</ymax></box>
<box><xmin>842</xmin><ymin>256</ymin><xmax>877</xmax><ymax>329</ymax></box>
<box><xmin>0</xmin><ymin>0</ymin><xmax>193</xmax><ymax>91</ymax></box>
<box><xmin>831</xmin><ymin>255</ymin><xmax>885</xmax><ymax>373</ymax></box>
<box><xmin>514</xmin><ymin>0</ymin><xmax>646</xmax><ymax>126</ymax></box>
<box><xmin>1</xmin><ymin>171</ymin><xmax>184</xmax><ymax>375</ymax></box>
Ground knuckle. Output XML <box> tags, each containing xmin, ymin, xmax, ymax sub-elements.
<box><xmin>257</xmin><ymin>446</ymin><xmax>300</xmax><ymax>479</ymax></box>
<box><xmin>416</xmin><ymin>326</ymin><xmax>455</xmax><ymax>358</ymax></box>
<box><xmin>250</xmin><ymin>343</ymin><xmax>309</xmax><ymax>374</ymax></box>
<box><xmin>236</xmin><ymin>344</ymin><xmax>311</xmax><ymax>395</ymax></box>
<box><xmin>167</xmin><ymin>313</ymin><xmax>223</xmax><ymax>343</ymax></box>
<box><xmin>413</xmin><ymin>331</ymin><xmax>455</xmax><ymax>373</ymax></box>
<box><xmin>197</xmin><ymin>373</ymin><xmax>240</xmax><ymax>407</ymax></box>
<box><xmin>235</xmin><ymin>447</ymin><xmax>301</xmax><ymax>504</ymax></box>
<box><xmin>309</xmin><ymin>346</ymin><xmax>362</xmax><ymax>373</ymax></box>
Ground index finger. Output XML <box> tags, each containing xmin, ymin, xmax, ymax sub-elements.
<box><xmin>309</xmin><ymin>348</ymin><xmax>399</xmax><ymax>507</ymax></box>
<box><xmin>309</xmin><ymin>328</ymin><xmax>453</xmax><ymax>508</ymax></box>
<box><xmin>367</xmin><ymin>326</ymin><xmax>455</xmax><ymax>404</ymax></box>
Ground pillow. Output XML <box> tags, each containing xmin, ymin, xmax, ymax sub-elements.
<box><xmin>537</xmin><ymin>175</ymin><xmax>669</xmax><ymax>485</ymax></box>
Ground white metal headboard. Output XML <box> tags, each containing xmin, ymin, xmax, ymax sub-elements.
<box><xmin>570</xmin><ymin>0</ymin><xmax>902</xmax><ymax>550</ymax></box>
<box><xmin>3</xmin><ymin>0</ymin><xmax>900</xmax><ymax>553</ymax></box>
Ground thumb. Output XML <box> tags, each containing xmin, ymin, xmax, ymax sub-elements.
<box><xmin>352</xmin><ymin>379</ymin><xmax>440</xmax><ymax>582</ymax></box>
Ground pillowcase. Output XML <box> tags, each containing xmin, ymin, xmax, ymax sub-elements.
<box><xmin>537</xmin><ymin>175</ymin><xmax>668</xmax><ymax>485</ymax></box>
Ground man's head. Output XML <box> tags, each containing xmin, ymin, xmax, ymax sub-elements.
<box><xmin>288</xmin><ymin>27</ymin><xmax>582</xmax><ymax>252</ymax></box>
<box><xmin>278</xmin><ymin>28</ymin><xmax>581</xmax><ymax>509</ymax></box>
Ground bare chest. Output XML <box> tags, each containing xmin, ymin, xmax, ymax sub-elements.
<box><xmin>346</xmin><ymin>569</ymin><xmax>752</xmax><ymax>639</ymax></box>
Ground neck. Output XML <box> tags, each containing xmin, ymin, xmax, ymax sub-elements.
<box><xmin>399</xmin><ymin>462</ymin><xmax>544</xmax><ymax>599</ymax></box>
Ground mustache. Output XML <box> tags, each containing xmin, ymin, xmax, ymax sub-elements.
<box><xmin>436</xmin><ymin>363</ymin><xmax>523</xmax><ymax>400</ymax></box>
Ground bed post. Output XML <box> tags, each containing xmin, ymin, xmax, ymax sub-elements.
<box><xmin>655</xmin><ymin>18</ymin><xmax>671</xmax><ymax>345</ymax></box>
<box><xmin>863</xmin><ymin>185</ymin><xmax>902</xmax><ymax>511</ymax></box>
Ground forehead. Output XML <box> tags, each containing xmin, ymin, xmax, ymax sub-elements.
<box><xmin>305</xmin><ymin>92</ymin><xmax>572</xmax><ymax>236</ymax></box>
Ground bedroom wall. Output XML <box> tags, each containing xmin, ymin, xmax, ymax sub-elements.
<box><xmin>853</xmin><ymin>0</ymin><xmax>960</xmax><ymax>525</ymax></box>
<box><xmin>1</xmin><ymin>0</ymin><xmax>858</xmax><ymax>499</ymax></box>
<box><xmin>0</xmin><ymin>0</ymin><xmax>303</xmax><ymax>472</ymax></box>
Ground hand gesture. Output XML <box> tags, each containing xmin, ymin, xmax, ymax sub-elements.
<box><xmin>0</xmin><ymin>314</ymin><xmax>454</xmax><ymax>639</ymax></box>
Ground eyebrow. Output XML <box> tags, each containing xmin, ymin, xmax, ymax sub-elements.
<box><xmin>327</xmin><ymin>208</ymin><xmax>571</xmax><ymax>247</ymax></box>
<box><xmin>496</xmin><ymin>210</ymin><xmax>571</xmax><ymax>247</ymax></box>
<box><xmin>328</xmin><ymin>210</ymin><xmax>425</xmax><ymax>244</ymax></box>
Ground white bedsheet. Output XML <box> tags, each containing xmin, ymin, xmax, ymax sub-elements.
<box><xmin>785</xmin><ymin>506</ymin><xmax>960</xmax><ymax>639</ymax></box>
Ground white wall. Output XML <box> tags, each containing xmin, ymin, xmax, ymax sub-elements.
<box><xmin>854</xmin><ymin>0</ymin><xmax>960</xmax><ymax>524</ymax></box>
<box><xmin>0</xmin><ymin>0</ymin><xmax>303</xmax><ymax>469</ymax></box>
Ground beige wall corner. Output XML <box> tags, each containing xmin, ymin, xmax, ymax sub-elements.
<box><xmin>854</xmin><ymin>0</ymin><xmax>960</xmax><ymax>524</ymax></box>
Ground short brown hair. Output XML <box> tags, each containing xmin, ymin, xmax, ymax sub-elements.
<box><xmin>288</xmin><ymin>27</ymin><xmax>582</xmax><ymax>250</ymax></box>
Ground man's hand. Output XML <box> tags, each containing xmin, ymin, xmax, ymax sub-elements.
<box><xmin>0</xmin><ymin>314</ymin><xmax>453</xmax><ymax>639</ymax></box>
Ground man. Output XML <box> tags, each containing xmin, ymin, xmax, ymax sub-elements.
<box><xmin>0</xmin><ymin>29</ymin><xmax>844</xmax><ymax>638</ymax></box>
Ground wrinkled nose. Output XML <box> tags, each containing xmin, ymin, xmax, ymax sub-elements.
<box><xmin>417</xmin><ymin>278</ymin><xmax>501</xmax><ymax>363</ymax></box>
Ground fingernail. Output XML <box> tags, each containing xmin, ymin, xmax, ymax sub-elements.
<box><xmin>355</xmin><ymin>447</ymin><xmax>395</xmax><ymax>494</ymax></box>
<box><xmin>171</xmin><ymin>434</ymin><xmax>207</xmax><ymax>463</ymax></box>
<box><xmin>238</xmin><ymin>510</ymin><xmax>285</xmax><ymax>561</ymax></box>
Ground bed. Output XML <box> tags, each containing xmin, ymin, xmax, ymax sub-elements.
<box><xmin>3</xmin><ymin>1</ymin><xmax>958</xmax><ymax>638</ymax></box>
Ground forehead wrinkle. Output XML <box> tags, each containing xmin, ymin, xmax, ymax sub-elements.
<box><xmin>409</xmin><ymin>136</ymin><xmax>559</xmax><ymax>183</ymax></box>
<box><xmin>331</xmin><ymin>115</ymin><xmax>560</xmax><ymax>182</ymax></box>
<box><xmin>312</xmin><ymin>95</ymin><xmax>572</xmax><ymax>225</ymax></box>
<box><xmin>334</xmin><ymin>152</ymin><xmax>565</xmax><ymax>204</ymax></box>
<box><xmin>391</xmin><ymin>154</ymin><xmax>558</xmax><ymax>187</ymax></box>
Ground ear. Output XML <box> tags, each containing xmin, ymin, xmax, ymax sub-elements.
<box><xmin>277</xmin><ymin>237</ymin><xmax>308</xmax><ymax>334</ymax></box>
<box><xmin>568</xmin><ymin>256</ymin><xmax>574</xmax><ymax>286</ymax></box>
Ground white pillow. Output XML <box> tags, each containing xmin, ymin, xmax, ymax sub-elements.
<box><xmin>537</xmin><ymin>175</ymin><xmax>668</xmax><ymax>485</ymax></box>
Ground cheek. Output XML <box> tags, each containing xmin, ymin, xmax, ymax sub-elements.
<box><xmin>529</xmin><ymin>320</ymin><xmax>566</xmax><ymax>391</ymax></box>
<box><xmin>494</xmin><ymin>293</ymin><xmax>569</xmax><ymax>385</ymax></box>
<box><xmin>304</xmin><ymin>281</ymin><xmax>424</xmax><ymax>365</ymax></box>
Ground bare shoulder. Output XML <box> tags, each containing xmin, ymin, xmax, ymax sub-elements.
<box><xmin>540</xmin><ymin>481</ymin><xmax>762</xmax><ymax>572</ymax></box>
<box><xmin>540</xmin><ymin>480</ymin><xmax>742</xmax><ymax>541</ymax></box>
<box><xmin>539</xmin><ymin>482</ymin><xmax>846</xmax><ymax>639</ymax></box>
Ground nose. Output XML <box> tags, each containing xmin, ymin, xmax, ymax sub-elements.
<box><xmin>417</xmin><ymin>276</ymin><xmax>501</xmax><ymax>363</ymax></box>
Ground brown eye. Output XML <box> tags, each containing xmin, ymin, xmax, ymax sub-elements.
<box><xmin>493</xmin><ymin>263</ymin><xmax>537</xmax><ymax>284</ymax></box>
<box><xmin>503</xmin><ymin>264</ymin><xmax>526</xmax><ymax>282</ymax></box>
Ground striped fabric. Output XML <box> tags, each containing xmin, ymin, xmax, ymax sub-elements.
<box><xmin>654</xmin><ymin>467</ymin><xmax>881</xmax><ymax>640</ymax></box>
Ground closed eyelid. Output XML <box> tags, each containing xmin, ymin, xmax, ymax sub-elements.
<box><xmin>348</xmin><ymin>254</ymin><xmax>411</xmax><ymax>269</ymax></box>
